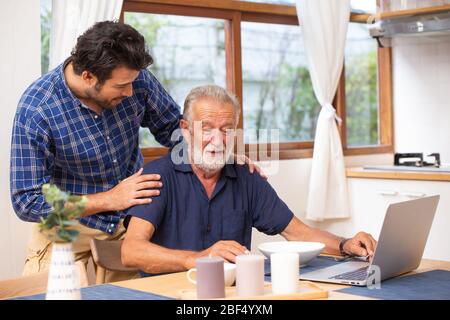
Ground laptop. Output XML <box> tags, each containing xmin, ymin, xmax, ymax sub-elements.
<box><xmin>300</xmin><ymin>195</ymin><xmax>440</xmax><ymax>286</ymax></box>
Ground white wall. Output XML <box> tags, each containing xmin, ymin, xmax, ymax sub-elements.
<box><xmin>0</xmin><ymin>0</ymin><xmax>41</xmax><ymax>280</ymax></box>
<box><xmin>392</xmin><ymin>35</ymin><xmax>450</xmax><ymax>164</ymax></box>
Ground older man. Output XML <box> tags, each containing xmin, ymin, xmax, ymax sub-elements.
<box><xmin>122</xmin><ymin>85</ymin><xmax>377</xmax><ymax>275</ymax></box>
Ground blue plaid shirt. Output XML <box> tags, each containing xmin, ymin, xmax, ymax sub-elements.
<box><xmin>10</xmin><ymin>61</ymin><xmax>181</xmax><ymax>234</ymax></box>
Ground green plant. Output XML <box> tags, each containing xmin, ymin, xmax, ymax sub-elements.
<box><xmin>39</xmin><ymin>184</ymin><xmax>88</xmax><ymax>243</ymax></box>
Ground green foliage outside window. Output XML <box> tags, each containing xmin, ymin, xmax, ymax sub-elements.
<box><xmin>40</xmin><ymin>5</ymin><xmax>379</xmax><ymax>148</ymax></box>
<box><xmin>346</xmin><ymin>50</ymin><xmax>378</xmax><ymax>146</ymax></box>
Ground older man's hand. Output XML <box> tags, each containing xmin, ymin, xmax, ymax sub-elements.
<box><xmin>343</xmin><ymin>232</ymin><xmax>377</xmax><ymax>260</ymax></box>
<box><xmin>200</xmin><ymin>240</ymin><xmax>249</xmax><ymax>263</ymax></box>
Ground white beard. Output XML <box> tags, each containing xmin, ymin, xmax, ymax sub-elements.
<box><xmin>192</xmin><ymin>142</ymin><xmax>233</xmax><ymax>174</ymax></box>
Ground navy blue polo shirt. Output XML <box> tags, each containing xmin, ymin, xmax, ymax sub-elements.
<box><xmin>125</xmin><ymin>150</ymin><xmax>294</xmax><ymax>255</ymax></box>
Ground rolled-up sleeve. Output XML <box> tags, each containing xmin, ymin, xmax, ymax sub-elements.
<box><xmin>10</xmin><ymin>109</ymin><xmax>54</xmax><ymax>222</ymax></box>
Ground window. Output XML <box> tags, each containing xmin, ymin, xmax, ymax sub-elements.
<box><xmin>241</xmin><ymin>22</ymin><xmax>320</xmax><ymax>143</ymax></box>
<box><xmin>124</xmin><ymin>12</ymin><xmax>226</xmax><ymax>147</ymax></box>
<box><xmin>345</xmin><ymin>23</ymin><xmax>379</xmax><ymax>147</ymax></box>
<box><xmin>350</xmin><ymin>0</ymin><xmax>377</xmax><ymax>14</ymax></box>
<box><xmin>120</xmin><ymin>0</ymin><xmax>393</xmax><ymax>161</ymax></box>
<box><xmin>237</xmin><ymin>0</ymin><xmax>377</xmax><ymax>13</ymax></box>
<box><xmin>41</xmin><ymin>0</ymin><xmax>51</xmax><ymax>74</ymax></box>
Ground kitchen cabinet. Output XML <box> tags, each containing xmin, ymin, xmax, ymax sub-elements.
<box><xmin>347</xmin><ymin>178</ymin><xmax>450</xmax><ymax>261</ymax></box>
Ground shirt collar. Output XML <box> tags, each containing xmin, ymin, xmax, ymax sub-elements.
<box><xmin>55</xmin><ymin>58</ymin><xmax>87</xmax><ymax>109</ymax></box>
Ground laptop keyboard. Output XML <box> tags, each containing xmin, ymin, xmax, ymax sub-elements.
<box><xmin>330</xmin><ymin>266</ymin><xmax>369</xmax><ymax>281</ymax></box>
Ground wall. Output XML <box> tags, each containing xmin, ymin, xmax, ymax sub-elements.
<box><xmin>392</xmin><ymin>35</ymin><xmax>450</xmax><ymax>164</ymax></box>
<box><xmin>0</xmin><ymin>0</ymin><xmax>41</xmax><ymax>280</ymax></box>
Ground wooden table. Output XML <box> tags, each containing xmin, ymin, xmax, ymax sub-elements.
<box><xmin>111</xmin><ymin>259</ymin><xmax>450</xmax><ymax>300</ymax></box>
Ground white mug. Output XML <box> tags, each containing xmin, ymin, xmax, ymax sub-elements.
<box><xmin>270</xmin><ymin>252</ymin><xmax>300</xmax><ymax>295</ymax></box>
<box><xmin>187</xmin><ymin>262</ymin><xmax>237</xmax><ymax>287</ymax></box>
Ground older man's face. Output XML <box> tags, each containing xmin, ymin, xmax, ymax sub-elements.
<box><xmin>187</xmin><ymin>98</ymin><xmax>236</xmax><ymax>173</ymax></box>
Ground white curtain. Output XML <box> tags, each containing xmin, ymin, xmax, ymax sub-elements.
<box><xmin>296</xmin><ymin>0</ymin><xmax>351</xmax><ymax>221</ymax></box>
<box><xmin>49</xmin><ymin>0</ymin><xmax>124</xmax><ymax>70</ymax></box>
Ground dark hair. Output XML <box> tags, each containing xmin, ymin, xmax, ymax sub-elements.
<box><xmin>71</xmin><ymin>21</ymin><xmax>153</xmax><ymax>84</ymax></box>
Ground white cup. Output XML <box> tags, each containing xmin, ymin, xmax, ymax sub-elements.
<box><xmin>270</xmin><ymin>252</ymin><xmax>299</xmax><ymax>295</ymax></box>
<box><xmin>187</xmin><ymin>262</ymin><xmax>237</xmax><ymax>287</ymax></box>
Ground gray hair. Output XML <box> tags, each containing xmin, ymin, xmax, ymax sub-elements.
<box><xmin>183</xmin><ymin>85</ymin><xmax>241</xmax><ymax>124</ymax></box>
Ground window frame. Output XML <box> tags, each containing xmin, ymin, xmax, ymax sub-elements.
<box><xmin>121</xmin><ymin>0</ymin><xmax>393</xmax><ymax>163</ymax></box>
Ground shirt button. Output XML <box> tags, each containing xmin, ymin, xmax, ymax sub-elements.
<box><xmin>111</xmin><ymin>224</ymin><xmax>115</xmax><ymax>227</ymax></box>
<box><xmin>94</xmin><ymin>115</ymin><xmax>98</xmax><ymax>119</ymax></box>
<box><xmin>108</xmin><ymin>229</ymin><xmax>112</xmax><ymax>233</ymax></box>
<box><xmin>107</xmin><ymin>136</ymin><xmax>111</xmax><ymax>140</ymax></box>
<box><xmin>113</xmin><ymin>159</ymin><xmax>117</xmax><ymax>163</ymax></box>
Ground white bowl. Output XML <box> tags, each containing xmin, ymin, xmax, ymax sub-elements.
<box><xmin>258</xmin><ymin>241</ymin><xmax>325</xmax><ymax>266</ymax></box>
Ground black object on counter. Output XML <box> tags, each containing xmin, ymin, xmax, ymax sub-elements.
<box><xmin>394</xmin><ymin>153</ymin><xmax>440</xmax><ymax>167</ymax></box>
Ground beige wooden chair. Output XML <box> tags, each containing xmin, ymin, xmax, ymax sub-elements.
<box><xmin>89</xmin><ymin>239</ymin><xmax>138</xmax><ymax>284</ymax></box>
<box><xmin>0</xmin><ymin>261</ymin><xmax>88</xmax><ymax>300</ymax></box>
